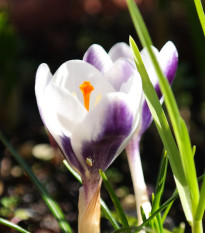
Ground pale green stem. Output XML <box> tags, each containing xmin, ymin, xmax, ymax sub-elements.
<box><xmin>126</xmin><ymin>135</ymin><xmax>151</xmax><ymax>225</ymax></box>
<box><xmin>192</xmin><ymin>220</ymin><xmax>203</xmax><ymax>233</ymax></box>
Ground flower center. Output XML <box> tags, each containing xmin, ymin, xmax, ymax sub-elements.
<box><xmin>79</xmin><ymin>81</ymin><xmax>94</xmax><ymax>111</ymax></box>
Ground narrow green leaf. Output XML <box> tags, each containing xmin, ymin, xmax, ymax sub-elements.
<box><xmin>113</xmin><ymin>192</ymin><xmax>179</xmax><ymax>233</ymax></box>
<box><xmin>99</xmin><ymin>170</ymin><xmax>130</xmax><ymax>230</ymax></box>
<box><xmin>193</xmin><ymin>0</ymin><xmax>205</xmax><ymax>36</ymax></box>
<box><xmin>140</xmin><ymin>206</ymin><xmax>147</xmax><ymax>223</ymax></box>
<box><xmin>179</xmin><ymin>119</ymin><xmax>199</xmax><ymax>214</ymax></box>
<box><xmin>195</xmin><ymin>171</ymin><xmax>205</xmax><ymax>220</ymax></box>
<box><xmin>100</xmin><ymin>199</ymin><xmax>120</xmax><ymax>230</ymax></box>
<box><xmin>63</xmin><ymin>160</ymin><xmax>120</xmax><ymax>230</ymax></box>
<box><xmin>0</xmin><ymin>131</ymin><xmax>72</xmax><ymax>233</ymax></box>
<box><xmin>151</xmin><ymin>151</ymin><xmax>168</xmax><ymax>233</ymax></box>
<box><xmin>63</xmin><ymin>159</ymin><xmax>82</xmax><ymax>183</ymax></box>
<box><xmin>152</xmin><ymin>150</ymin><xmax>168</xmax><ymax>213</ymax></box>
<box><xmin>0</xmin><ymin>217</ymin><xmax>30</xmax><ymax>233</ymax></box>
<box><xmin>161</xmin><ymin>192</ymin><xmax>176</xmax><ymax>223</ymax></box>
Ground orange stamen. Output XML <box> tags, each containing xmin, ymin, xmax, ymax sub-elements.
<box><xmin>79</xmin><ymin>81</ymin><xmax>94</xmax><ymax>111</ymax></box>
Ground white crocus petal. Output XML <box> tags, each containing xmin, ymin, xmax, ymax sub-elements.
<box><xmin>49</xmin><ymin>85</ymin><xmax>87</xmax><ymax>136</ymax></box>
<box><xmin>108</xmin><ymin>42</ymin><xmax>133</xmax><ymax>62</ymax></box>
<box><xmin>39</xmin><ymin>84</ymin><xmax>87</xmax><ymax>145</ymax></box>
<box><xmin>35</xmin><ymin>63</ymin><xmax>52</xmax><ymax>121</ymax></box>
<box><xmin>105</xmin><ymin>58</ymin><xmax>135</xmax><ymax>91</ymax></box>
<box><xmin>140</xmin><ymin>46</ymin><xmax>160</xmax><ymax>87</ymax></box>
<box><xmin>51</xmin><ymin>60</ymin><xmax>116</xmax><ymax>110</ymax></box>
<box><xmin>120</xmin><ymin>71</ymin><xmax>142</xmax><ymax>124</ymax></box>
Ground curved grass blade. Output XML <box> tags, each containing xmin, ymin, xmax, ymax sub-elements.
<box><xmin>0</xmin><ymin>217</ymin><xmax>31</xmax><ymax>233</ymax></box>
<box><xmin>193</xmin><ymin>0</ymin><xmax>205</xmax><ymax>36</ymax></box>
<box><xmin>0</xmin><ymin>131</ymin><xmax>72</xmax><ymax>233</ymax></box>
<box><xmin>99</xmin><ymin>169</ymin><xmax>130</xmax><ymax>231</ymax></box>
<box><xmin>113</xmin><ymin>192</ymin><xmax>178</xmax><ymax>233</ymax></box>
<box><xmin>152</xmin><ymin>150</ymin><xmax>168</xmax><ymax>213</ymax></box>
<box><xmin>63</xmin><ymin>160</ymin><xmax>120</xmax><ymax>230</ymax></box>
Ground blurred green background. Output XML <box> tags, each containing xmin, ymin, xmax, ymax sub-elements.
<box><xmin>0</xmin><ymin>0</ymin><xmax>204</xmax><ymax>232</ymax></box>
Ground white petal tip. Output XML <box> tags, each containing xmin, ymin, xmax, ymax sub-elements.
<box><xmin>163</xmin><ymin>41</ymin><xmax>178</xmax><ymax>58</ymax></box>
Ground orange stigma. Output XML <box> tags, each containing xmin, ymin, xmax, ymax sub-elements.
<box><xmin>79</xmin><ymin>81</ymin><xmax>94</xmax><ymax>111</ymax></box>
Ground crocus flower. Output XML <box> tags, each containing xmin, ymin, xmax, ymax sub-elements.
<box><xmin>108</xmin><ymin>41</ymin><xmax>178</xmax><ymax>224</ymax></box>
<box><xmin>35</xmin><ymin>44</ymin><xmax>143</xmax><ymax>232</ymax></box>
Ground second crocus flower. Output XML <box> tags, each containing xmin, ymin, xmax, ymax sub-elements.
<box><xmin>109</xmin><ymin>41</ymin><xmax>178</xmax><ymax>224</ymax></box>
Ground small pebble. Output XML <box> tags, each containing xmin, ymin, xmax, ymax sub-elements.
<box><xmin>32</xmin><ymin>144</ymin><xmax>55</xmax><ymax>161</ymax></box>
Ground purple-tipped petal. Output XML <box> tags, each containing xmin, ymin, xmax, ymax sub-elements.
<box><xmin>159</xmin><ymin>41</ymin><xmax>178</xmax><ymax>85</ymax></box>
<box><xmin>83</xmin><ymin>44</ymin><xmax>113</xmax><ymax>73</ymax></box>
<box><xmin>108</xmin><ymin>42</ymin><xmax>133</xmax><ymax>62</ymax></box>
<box><xmin>140</xmin><ymin>42</ymin><xmax>178</xmax><ymax>134</ymax></box>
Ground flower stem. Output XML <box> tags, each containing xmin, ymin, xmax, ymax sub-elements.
<box><xmin>126</xmin><ymin>135</ymin><xmax>151</xmax><ymax>224</ymax></box>
<box><xmin>192</xmin><ymin>220</ymin><xmax>203</xmax><ymax>233</ymax></box>
<box><xmin>78</xmin><ymin>180</ymin><xmax>102</xmax><ymax>233</ymax></box>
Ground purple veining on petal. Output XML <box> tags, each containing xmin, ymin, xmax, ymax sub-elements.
<box><xmin>163</xmin><ymin>51</ymin><xmax>178</xmax><ymax>85</ymax></box>
<box><xmin>61</xmin><ymin>135</ymin><xmax>84</xmax><ymax>175</ymax></box>
<box><xmin>81</xmin><ymin>101</ymin><xmax>133</xmax><ymax>174</ymax></box>
<box><xmin>83</xmin><ymin>44</ymin><xmax>112</xmax><ymax>73</ymax></box>
<box><xmin>140</xmin><ymin>51</ymin><xmax>178</xmax><ymax>135</ymax></box>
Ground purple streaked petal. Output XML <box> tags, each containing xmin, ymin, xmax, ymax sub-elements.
<box><xmin>105</xmin><ymin>58</ymin><xmax>135</xmax><ymax>91</ymax></box>
<box><xmin>108</xmin><ymin>42</ymin><xmax>133</xmax><ymax>62</ymax></box>
<box><xmin>61</xmin><ymin>135</ymin><xmax>84</xmax><ymax>175</ymax></box>
<box><xmin>82</xmin><ymin>100</ymin><xmax>133</xmax><ymax>173</ymax></box>
<box><xmin>83</xmin><ymin>44</ymin><xmax>113</xmax><ymax>73</ymax></box>
<box><xmin>71</xmin><ymin>94</ymin><xmax>134</xmax><ymax>173</ymax></box>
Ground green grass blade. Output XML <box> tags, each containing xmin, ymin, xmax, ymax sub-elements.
<box><xmin>63</xmin><ymin>160</ymin><xmax>120</xmax><ymax>230</ymax></box>
<box><xmin>0</xmin><ymin>131</ymin><xmax>72</xmax><ymax>233</ymax></box>
<box><xmin>195</xmin><ymin>171</ymin><xmax>205</xmax><ymax>221</ymax></box>
<box><xmin>100</xmin><ymin>199</ymin><xmax>120</xmax><ymax>230</ymax></box>
<box><xmin>151</xmin><ymin>151</ymin><xmax>168</xmax><ymax>233</ymax></box>
<box><xmin>0</xmin><ymin>217</ymin><xmax>31</xmax><ymax>233</ymax></box>
<box><xmin>99</xmin><ymin>170</ymin><xmax>130</xmax><ymax>230</ymax></box>
<box><xmin>113</xmin><ymin>192</ymin><xmax>179</xmax><ymax>233</ymax></box>
<box><xmin>63</xmin><ymin>159</ymin><xmax>82</xmax><ymax>183</ymax></box>
<box><xmin>179</xmin><ymin>119</ymin><xmax>199</xmax><ymax>215</ymax></box>
<box><xmin>161</xmin><ymin>192</ymin><xmax>176</xmax><ymax>223</ymax></box>
<box><xmin>193</xmin><ymin>0</ymin><xmax>205</xmax><ymax>36</ymax></box>
<box><xmin>152</xmin><ymin>150</ymin><xmax>168</xmax><ymax>213</ymax></box>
